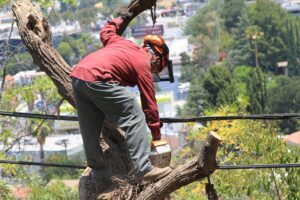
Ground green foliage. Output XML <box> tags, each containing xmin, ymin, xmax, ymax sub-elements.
<box><xmin>267</xmin><ymin>76</ymin><xmax>300</xmax><ymax>133</ymax></box>
<box><xmin>32</xmin><ymin>76</ymin><xmax>62</xmax><ymax>108</ymax></box>
<box><xmin>0</xmin><ymin>127</ymin><xmax>13</xmax><ymax>147</ymax></box>
<box><xmin>43</xmin><ymin>153</ymin><xmax>84</xmax><ymax>182</ymax></box>
<box><xmin>183</xmin><ymin>78</ymin><xmax>205</xmax><ymax>117</ymax></box>
<box><xmin>179</xmin><ymin>52</ymin><xmax>199</xmax><ymax>83</ymax></box>
<box><xmin>222</xmin><ymin>0</ymin><xmax>246</xmax><ymax>31</ymax></box>
<box><xmin>229</xmin><ymin>10</ymin><xmax>253</xmax><ymax>67</ymax></box>
<box><xmin>203</xmin><ymin>64</ymin><xmax>237</xmax><ymax>108</ymax></box>
<box><xmin>246</xmin><ymin>67</ymin><xmax>267</xmax><ymax>114</ymax></box>
<box><xmin>6</xmin><ymin>53</ymin><xmax>35</xmax><ymax>76</ymax></box>
<box><xmin>283</xmin><ymin>16</ymin><xmax>300</xmax><ymax>76</ymax></box>
<box><xmin>0</xmin><ymin>0</ymin><xmax>8</xmax><ymax>7</ymax></box>
<box><xmin>185</xmin><ymin>0</ymin><xmax>220</xmax><ymax>38</ymax></box>
<box><xmin>58</xmin><ymin>42</ymin><xmax>73</xmax><ymax>65</ymax></box>
<box><xmin>0</xmin><ymin>180</ymin><xmax>13</xmax><ymax>200</ymax></box>
<box><xmin>185</xmin><ymin>0</ymin><xmax>229</xmax><ymax>70</ymax></box>
<box><xmin>247</xmin><ymin>0</ymin><xmax>288</xmax><ymax>71</ymax></box>
<box><xmin>189</xmin><ymin>34</ymin><xmax>219</xmax><ymax>70</ymax></box>
<box><xmin>0</xmin><ymin>85</ymin><xmax>19</xmax><ymax>110</ymax></box>
<box><xmin>28</xmin><ymin>180</ymin><xmax>78</xmax><ymax>200</ymax></box>
<box><xmin>173</xmin><ymin>105</ymin><xmax>300</xmax><ymax>199</ymax></box>
<box><xmin>58</xmin><ymin>33</ymin><xmax>98</xmax><ymax>66</ymax></box>
<box><xmin>232</xmin><ymin>65</ymin><xmax>252</xmax><ymax>97</ymax></box>
<box><xmin>76</xmin><ymin>6</ymin><xmax>98</xmax><ymax>29</ymax></box>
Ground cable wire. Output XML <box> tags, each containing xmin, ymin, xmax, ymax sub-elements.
<box><xmin>1</xmin><ymin>160</ymin><xmax>300</xmax><ymax>170</ymax></box>
<box><xmin>0</xmin><ymin>160</ymin><xmax>86</xmax><ymax>169</ymax></box>
<box><xmin>1</xmin><ymin>111</ymin><xmax>300</xmax><ymax>123</ymax></box>
<box><xmin>219</xmin><ymin>163</ymin><xmax>300</xmax><ymax>170</ymax></box>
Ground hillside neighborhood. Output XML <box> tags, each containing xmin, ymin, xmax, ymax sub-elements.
<box><xmin>1</xmin><ymin>0</ymin><xmax>300</xmax><ymax>199</ymax></box>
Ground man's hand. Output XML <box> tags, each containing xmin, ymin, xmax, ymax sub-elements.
<box><xmin>117</xmin><ymin>6</ymin><xmax>133</xmax><ymax>21</ymax></box>
<box><xmin>152</xmin><ymin>135</ymin><xmax>161</xmax><ymax>141</ymax></box>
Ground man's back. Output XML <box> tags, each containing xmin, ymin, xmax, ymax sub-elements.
<box><xmin>71</xmin><ymin>38</ymin><xmax>150</xmax><ymax>86</ymax></box>
<box><xmin>71</xmin><ymin>18</ymin><xmax>151</xmax><ymax>87</ymax></box>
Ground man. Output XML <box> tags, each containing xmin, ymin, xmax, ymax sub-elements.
<box><xmin>70</xmin><ymin>10</ymin><xmax>172</xmax><ymax>189</ymax></box>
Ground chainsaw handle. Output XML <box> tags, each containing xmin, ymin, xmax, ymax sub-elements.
<box><xmin>151</xmin><ymin>139</ymin><xmax>168</xmax><ymax>148</ymax></box>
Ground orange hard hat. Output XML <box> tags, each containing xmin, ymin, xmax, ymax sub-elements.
<box><xmin>143</xmin><ymin>34</ymin><xmax>169</xmax><ymax>71</ymax></box>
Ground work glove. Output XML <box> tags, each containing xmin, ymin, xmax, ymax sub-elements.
<box><xmin>117</xmin><ymin>6</ymin><xmax>133</xmax><ymax>21</ymax></box>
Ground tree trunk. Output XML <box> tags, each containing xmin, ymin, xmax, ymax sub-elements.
<box><xmin>12</xmin><ymin>0</ymin><xmax>221</xmax><ymax>199</ymax></box>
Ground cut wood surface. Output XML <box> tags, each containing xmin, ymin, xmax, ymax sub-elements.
<box><xmin>12</xmin><ymin>0</ymin><xmax>221</xmax><ymax>199</ymax></box>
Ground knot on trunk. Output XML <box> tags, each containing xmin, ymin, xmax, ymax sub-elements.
<box><xmin>27</xmin><ymin>14</ymin><xmax>52</xmax><ymax>45</ymax></box>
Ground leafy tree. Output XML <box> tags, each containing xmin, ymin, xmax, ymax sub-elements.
<box><xmin>246</xmin><ymin>67</ymin><xmax>267</xmax><ymax>114</ymax></box>
<box><xmin>173</xmin><ymin>105</ymin><xmax>300</xmax><ymax>199</ymax></box>
<box><xmin>222</xmin><ymin>0</ymin><xmax>246</xmax><ymax>32</ymax></box>
<box><xmin>267</xmin><ymin>76</ymin><xmax>300</xmax><ymax>133</ymax></box>
<box><xmin>189</xmin><ymin>34</ymin><xmax>219</xmax><ymax>70</ymax></box>
<box><xmin>182</xmin><ymin>78</ymin><xmax>206</xmax><ymax>117</ymax></box>
<box><xmin>247</xmin><ymin>0</ymin><xmax>288</xmax><ymax>72</ymax></box>
<box><xmin>232</xmin><ymin>65</ymin><xmax>252</xmax><ymax>97</ymax></box>
<box><xmin>245</xmin><ymin>25</ymin><xmax>264</xmax><ymax>68</ymax></box>
<box><xmin>58</xmin><ymin>42</ymin><xmax>73</xmax><ymax>65</ymax></box>
<box><xmin>76</xmin><ymin>6</ymin><xmax>98</xmax><ymax>29</ymax></box>
<box><xmin>185</xmin><ymin>0</ymin><xmax>220</xmax><ymax>38</ymax></box>
<box><xmin>228</xmin><ymin>10</ymin><xmax>253</xmax><ymax>67</ymax></box>
<box><xmin>283</xmin><ymin>16</ymin><xmax>300</xmax><ymax>76</ymax></box>
<box><xmin>29</xmin><ymin>119</ymin><xmax>52</xmax><ymax>163</ymax></box>
<box><xmin>6</xmin><ymin>53</ymin><xmax>35</xmax><ymax>75</ymax></box>
<box><xmin>179</xmin><ymin>52</ymin><xmax>199</xmax><ymax>83</ymax></box>
<box><xmin>202</xmin><ymin>63</ymin><xmax>237</xmax><ymax>108</ymax></box>
<box><xmin>185</xmin><ymin>0</ymin><xmax>232</xmax><ymax>71</ymax></box>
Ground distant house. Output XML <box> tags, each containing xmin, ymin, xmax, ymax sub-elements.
<box><xmin>282</xmin><ymin>131</ymin><xmax>300</xmax><ymax>146</ymax></box>
<box><xmin>6</xmin><ymin>134</ymin><xmax>83</xmax><ymax>164</ymax></box>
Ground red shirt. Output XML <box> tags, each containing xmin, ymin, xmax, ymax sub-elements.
<box><xmin>70</xmin><ymin>18</ymin><xmax>161</xmax><ymax>140</ymax></box>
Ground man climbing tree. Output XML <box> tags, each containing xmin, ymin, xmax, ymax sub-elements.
<box><xmin>70</xmin><ymin>7</ymin><xmax>172</xmax><ymax>193</ymax></box>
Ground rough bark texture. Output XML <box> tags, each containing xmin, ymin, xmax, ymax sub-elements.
<box><xmin>12</xmin><ymin>0</ymin><xmax>221</xmax><ymax>199</ymax></box>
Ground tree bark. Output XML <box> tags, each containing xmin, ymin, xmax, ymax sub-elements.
<box><xmin>11</xmin><ymin>0</ymin><xmax>221</xmax><ymax>199</ymax></box>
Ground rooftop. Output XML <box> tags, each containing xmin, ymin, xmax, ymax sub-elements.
<box><xmin>282</xmin><ymin>131</ymin><xmax>300</xmax><ymax>146</ymax></box>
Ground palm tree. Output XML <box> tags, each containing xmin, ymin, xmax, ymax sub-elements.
<box><xmin>30</xmin><ymin>119</ymin><xmax>52</xmax><ymax>163</ymax></box>
<box><xmin>245</xmin><ymin>25</ymin><xmax>264</xmax><ymax>68</ymax></box>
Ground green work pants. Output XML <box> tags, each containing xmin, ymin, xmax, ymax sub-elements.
<box><xmin>72</xmin><ymin>77</ymin><xmax>152</xmax><ymax>177</ymax></box>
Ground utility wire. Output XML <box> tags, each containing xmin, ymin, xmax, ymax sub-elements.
<box><xmin>0</xmin><ymin>160</ymin><xmax>86</xmax><ymax>169</ymax></box>
<box><xmin>219</xmin><ymin>164</ymin><xmax>300</xmax><ymax>170</ymax></box>
<box><xmin>1</xmin><ymin>111</ymin><xmax>300</xmax><ymax>123</ymax></box>
<box><xmin>0</xmin><ymin>111</ymin><xmax>77</xmax><ymax>121</ymax></box>
<box><xmin>1</xmin><ymin>160</ymin><xmax>300</xmax><ymax>170</ymax></box>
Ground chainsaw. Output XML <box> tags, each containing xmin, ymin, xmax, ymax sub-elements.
<box><xmin>149</xmin><ymin>139</ymin><xmax>171</xmax><ymax>168</ymax></box>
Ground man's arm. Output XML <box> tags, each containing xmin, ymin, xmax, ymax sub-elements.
<box><xmin>100</xmin><ymin>18</ymin><xmax>124</xmax><ymax>46</ymax></box>
<box><xmin>137</xmin><ymin>74</ymin><xmax>162</xmax><ymax>141</ymax></box>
